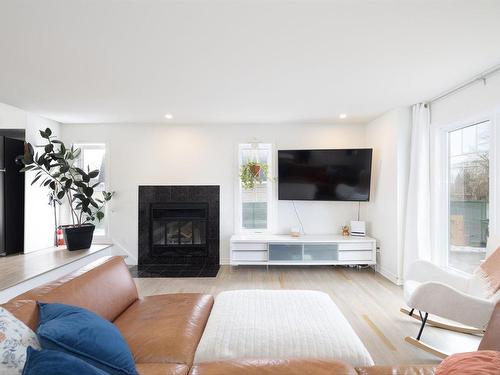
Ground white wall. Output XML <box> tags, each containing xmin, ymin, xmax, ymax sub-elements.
<box><xmin>0</xmin><ymin>102</ymin><xmax>26</xmax><ymax>128</ymax></box>
<box><xmin>432</xmin><ymin>73</ymin><xmax>500</xmax><ymax>125</ymax></box>
<box><xmin>0</xmin><ymin>102</ymin><xmax>61</xmax><ymax>252</ymax></box>
<box><xmin>362</xmin><ymin>107</ymin><xmax>411</xmax><ymax>284</ymax></box>
<box><xmin>61</xmin><ymin>122</ymin><xmax>366</xmax><ymax>264</ymax></box>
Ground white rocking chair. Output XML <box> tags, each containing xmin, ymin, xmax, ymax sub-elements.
<box><xmin>401</xmin><ymin>257</ymin><xmax>500</xmax><ymax>358</ymax></box>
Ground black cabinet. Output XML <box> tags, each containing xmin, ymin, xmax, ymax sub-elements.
<box><xmin>0</xmin><ymin>136</ymin><xmax>25</xmax><ymax>255</ymax></box>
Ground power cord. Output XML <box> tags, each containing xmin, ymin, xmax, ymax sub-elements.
<box><xmin>292</xmin><ymin>200</ymin><xmax>305</xmax><ymax>234</ymax></box>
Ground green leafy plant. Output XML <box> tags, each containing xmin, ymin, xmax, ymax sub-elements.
<box><xmin>16</xmin><ymin>128</ymin><xmax>114</xmax><ymax>226</ymax></box>
<box><xmin>240</xmin><ymin>161</ymin><xmax>269</xmax><ymax>189</ymax></box>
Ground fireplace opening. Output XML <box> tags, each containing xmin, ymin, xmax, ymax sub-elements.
<box><xmin>150</xmin><ymin>202</ymin><xmax>208</xmax><ymax>257</ymax></box>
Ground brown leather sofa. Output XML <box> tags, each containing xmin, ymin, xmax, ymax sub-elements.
<box><xmin>2</xmin><ymin>256</ymin><xmax>496</xmax><ymax>375</ymax></box>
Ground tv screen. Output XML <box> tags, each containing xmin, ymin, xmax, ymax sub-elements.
<box><xmin>278</xmin><ymin>149</ymin><xmax>373</xmax><ymax>201</ymax></box>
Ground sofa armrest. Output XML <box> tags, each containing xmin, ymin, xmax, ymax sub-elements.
<box><xmin>7</xmin><ymin>256</ymin><xmax>138</xmax><ymax>322</ymax></box>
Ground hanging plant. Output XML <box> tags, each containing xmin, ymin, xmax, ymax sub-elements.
<box><xmin>240</xmin><ymin>161</ymin><xmax>269</xmax><ymax>189</ymax></box>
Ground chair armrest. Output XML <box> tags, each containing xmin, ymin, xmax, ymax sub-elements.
<box><xmin>406</xmin><ymin>260</ymin><xmax>470</xmax><ymax>291</ymax></box>
<box><xmin>407</xmin><ymin>281</ymin><xmax>495</xmax><ymax>329</ymax></box>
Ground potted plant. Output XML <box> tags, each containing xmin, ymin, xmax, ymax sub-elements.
<box><xmin>240</xmin><ymin>161</ymin><xmax>269</xmax><ymax>189</ymax></box>
<box><xmin>17</xmin><ymin>128</ymin><xmax>113</xmax><ymax>251</ymax></box>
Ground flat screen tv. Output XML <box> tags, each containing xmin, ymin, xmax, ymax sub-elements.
<box><xmin>278</xmin><ymin>149</ymin><xmax>373</xmax><ymax>201</ymax></box>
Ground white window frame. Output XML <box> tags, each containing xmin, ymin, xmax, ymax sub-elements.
<box><xmin>73</xmin><ymin>142</ymin><xmax>111</xmax><ymax>244</ymax></box>
<box><xmin>235</xmin><ymin>143</ymin><xmax>275</xmax><ymax>234</ymax></box>
<box><xmin>433</xmin><ymin>112</ymin><xmax>498</xmax><ymax>273</ymax></box>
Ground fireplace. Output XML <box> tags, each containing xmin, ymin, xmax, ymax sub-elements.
<box><xmin>137</xmin><ymin>186</ymin><xmax>220</xmax><ymax>277</ymax></box>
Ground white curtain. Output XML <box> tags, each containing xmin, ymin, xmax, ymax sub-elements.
<box><xmin>403</xmin><ymin>103</ymin><xmax>432</xmax><ymax>276</ymax></box>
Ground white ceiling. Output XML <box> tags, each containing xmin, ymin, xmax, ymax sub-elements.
<box><xmin>1</xmin><ymin>0</ymin><xmax>500</xmax><ymax>125</ymax></box>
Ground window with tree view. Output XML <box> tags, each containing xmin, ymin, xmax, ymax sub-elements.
<box><xmin>74</xmin><ymin>143</ymin><xmax>107</xmax><ymax>237</ymax></box>
<box><xmin>448</xmin><ymin>121</ymin><xmax>490</xmax><ymax>273</ymax></box>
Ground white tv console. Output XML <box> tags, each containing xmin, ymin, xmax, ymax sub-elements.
<box><xmin>230</xmin><ymin>234</ymin><xmax>376</xmax><ymax>266</ymax></box>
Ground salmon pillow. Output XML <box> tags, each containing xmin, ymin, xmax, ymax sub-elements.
<box><xmin>475</xmin><ymin>246</ymin><xmax>500</xmax><ymax>297</ymax></box>
<box><xmin>436</xmin><ymin>351</ymin><xmax>500</xmax><ymax>375</ymax></box>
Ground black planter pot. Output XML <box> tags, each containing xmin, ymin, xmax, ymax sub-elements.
<box><xmin>61</xmin><ymin>224</ymin><xmax>95</xmax><ymax>251</ymax></box>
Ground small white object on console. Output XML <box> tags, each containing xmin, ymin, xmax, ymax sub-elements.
<box><xmin>350</xmin><ymin>221</ymin><xmax>366</xmax><ymax>237</ymax></box>
<box><xmin>230</xmin><ymin>234</ymin><xmax>376</xmax><ymax>266</ymax></box>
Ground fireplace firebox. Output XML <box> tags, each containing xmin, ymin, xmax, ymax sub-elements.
<box><xmin>151</xmin><ymin>203</ymin><xmax>208</xmax><ymax>257</ymax></box>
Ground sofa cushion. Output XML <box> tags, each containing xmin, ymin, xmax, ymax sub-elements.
<box><xmin>136</xmin><ymin>363</ymin><xmax>189</xmax><ymax>375</ymax></box>
<box><xmin>0</xmin><ymin>300</ymin><xmax>38</xmax><ymax>331</ymax></box>
<box><xmin>435</xmin><ymin>351</ymin><xmax>500</xmax><ymax>375</ymax></box>
<box><xmin>22</xmin><ymin>347</ymin><xmax>108</xmax><ymax>375</ymax></box>
<box><xmin>37</xmin><ymin>302</ymin><xmax>138</xmax><ymax>375</ymax></box>
<box><xmin>0</xmin><ymin>306</ymin><xmax>40</xmax><ymax>374</ymax></box>
<box><xmin>188</xmin><ymin>359</ymin><xmax>358</xmax><ymax>375</ymax></box>
<box><xmin>12</xmin><ymin>256</ymin><xmax>138</xmax><ymax>322</ymax></box>
<box><xmin>114</xmin><ymin>293</ymin><xmax>213</xmax><ymax>365</ymax></box>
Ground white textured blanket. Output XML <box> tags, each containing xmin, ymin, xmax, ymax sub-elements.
<box><xmin>194</xmin><ymin>290</ymin><xmax>374</xmax><ymax>366</ymax></box>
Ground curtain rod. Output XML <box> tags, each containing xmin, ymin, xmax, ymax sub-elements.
<box><xmin>428</xmin><ymin>63</ymin><xmax>500</xmax><ymax>104</ymax></box>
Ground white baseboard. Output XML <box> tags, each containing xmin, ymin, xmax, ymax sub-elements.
<box><xmin>376</xmin><ymin>265</ymin><xmax>403</xmax><ymax>285</ymax></box>
<box><xmin>110</xmin><ymin>241</ymin><xmax>138</xmax><ymax>265</ymax></box>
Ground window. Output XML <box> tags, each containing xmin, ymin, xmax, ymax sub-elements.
<box><xmin>447</xmin><ymin>121</ymin><xmax>491</xmax><ymax>273</ymax></box>
<box><xmin>74</xmin><ymin>143</ymin><xmax>108</xmax><ymax>237</ymax></box>
<box><xmin>237</xmin><ymin>143</ymin><xmax>274</xmax><ymax>233</ymax></box>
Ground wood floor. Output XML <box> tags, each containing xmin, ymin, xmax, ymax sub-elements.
<box><xmin>134</xmin><ymin>265</ymin><xmax>481</xmax><ymax>365</ymax></box>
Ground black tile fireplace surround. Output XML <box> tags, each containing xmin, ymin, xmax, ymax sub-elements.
<box><xmin>135</xmin><ymin>185</ymin><xmax>220</xmax><ymax>277</ymax></box>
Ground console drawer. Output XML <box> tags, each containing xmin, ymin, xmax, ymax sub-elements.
<box><xmin>231</xmin><ymin>242</ymin><xmax>268</xmax><ymax>251</ymax></box>
<box><xmin>338</xmin><ymin>250</ymin><xmax>373</xmax><ymax>261</ymax></box>
<box><xmin>232</xmin><ymin>251</ymin><xmax>267</xmax><ymax>262</ymax></box>
<box><xmin>338</xmin><ymin>242</ymin><xmax>373</xmax><ymax>251</ymax></box>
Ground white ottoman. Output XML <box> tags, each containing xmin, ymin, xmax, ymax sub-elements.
<box><xmin>194</xmin><ymin>290</ymin><xmax>374</xmax><ymax>366</ymax></box>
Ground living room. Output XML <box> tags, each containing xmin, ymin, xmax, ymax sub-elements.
<box><xmin>0</xmin><ymin>1</ymin><xmax>499</xmax><ymax>374</ymax></box>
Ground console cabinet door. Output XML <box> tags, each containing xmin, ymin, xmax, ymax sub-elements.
<box><xmin>269</xmin><ymin>244</ymin><xmax>302</xmax><ymax>261</ymax></box>
<box><xmin>303</xmin><ymin>244</ymin><xmax>338</xmax><ymax>261</ymax></box>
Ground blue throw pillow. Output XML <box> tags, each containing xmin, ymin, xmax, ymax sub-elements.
<box><xmin>37</xmin><ymin>302</ymin><xmax>138</xmax><ymax>375</ymax></box>
<box><xmin>23</xmin><ymin>346</ymin><xmax>108</xmax><ymax>375</ymax></box>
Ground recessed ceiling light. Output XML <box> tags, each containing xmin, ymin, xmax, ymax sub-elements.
<box><xmin>164</xmin><ymin>113</ymin><xmax>173</xmax><ymax>120</ymax></box>
<box><xmin>339</xmin><ymin>113</ymin><xmax>347</xmax><ymax>119</ymax></box>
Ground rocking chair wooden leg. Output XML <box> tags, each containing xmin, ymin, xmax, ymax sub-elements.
<box><xmin>400</xmin><ymin>307</ymin><xmax>484</xmax><ymax>336</ymax></box>
<box><xmin>404</xmin><ymin>309</ymin><xmax>450</xmax><ymax>359</ymax></box>
<box><xmin>404</xmin><ymin>336</ymin><xmax>449</xmax><ymax>359</ymax></box>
